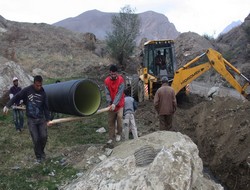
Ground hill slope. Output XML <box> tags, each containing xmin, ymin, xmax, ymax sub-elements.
<box><xmin>0</xmin><ymin>15</ymin><xmax>110</xmax><ymax>79</ymax></box>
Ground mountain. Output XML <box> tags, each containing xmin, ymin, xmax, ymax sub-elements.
<box><xmin>53</xmin><ymin>10</ymin><xmax>180</xmax><ymax>42</ymax></box>
<box><xmin>138</xmin><ymin>11</ymin><xmax>179</xmax><ymax>40</ymax></box>
<box><xmin>219</xmin><ymin>20</ymin><xmax>242</xmax><ymax>35</ymax></box>
<box><xmin>53</xmin><ymin>10</ymin><xmax>113</xmax><ymax>41</ymax></box>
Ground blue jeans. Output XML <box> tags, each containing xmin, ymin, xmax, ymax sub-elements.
<box><xmin>12</xmin><ymin>109</ymin><xmax>24</xmax><ymax>131</ymax></box>
<box><xmin>28</xmin><ymin>118</ymin><xmax>48</xmax><ymax>160</ymax></box>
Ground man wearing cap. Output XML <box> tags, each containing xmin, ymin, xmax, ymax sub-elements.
<box><xmin>154</xmin><ymin>77</ymin><xmax>177</xmax><ymax>130</ymax></box>
<box><xmin>9</xmin><ymin>77</ymin><xmax>24</xmax><ymax>132</ymax></box>
<box><xmin>104</xmin><ymin>65</ymin><xmax>125</xmax><ymax>146</ymax></box>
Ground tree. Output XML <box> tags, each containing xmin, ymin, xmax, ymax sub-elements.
<box><xmin>106</xmin><ymin>5</ymin><xmax>141</xmax><ymax>67</ymax></box>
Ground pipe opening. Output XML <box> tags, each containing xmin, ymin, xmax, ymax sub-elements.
<box><xmin>74</xmin><ymin>80</ymin><xmax>101</xmax><ymax>116</ymax></box>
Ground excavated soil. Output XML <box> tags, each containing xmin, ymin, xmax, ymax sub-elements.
<box><xmin>83</xmin><ymin>65</ymin><xmax>250</xmax><ymax>189</ymax></box>
<box><xmin>135</xmin><ymin>94</ymin><xmax>250</xmax><ymax>190</ymax></box>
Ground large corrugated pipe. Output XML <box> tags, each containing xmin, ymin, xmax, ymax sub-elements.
<box><xmin>43</xmin><ymin>79</ymin><xmax>101</xmax><ymax>116</ymax></box>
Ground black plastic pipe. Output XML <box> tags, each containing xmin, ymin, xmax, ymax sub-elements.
<box><xmin>43</xmin><ymin>79</ymin><xmax>101</xmax><ymax>116</ymax></box>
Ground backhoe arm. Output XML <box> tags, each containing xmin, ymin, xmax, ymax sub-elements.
<box><xmin>171</xmin><ymin>51</ymin><xmax>211</xmax><ymax>94</ymax></box>
<box><xmin>171</xmin><ymin>48</ymin><xmax>250</xmax><ymax>100</ymax></box>
<box><xmin>206</xmin><ymin>48</ymin><xmax>250</xmax><ymax>99</ymax></box>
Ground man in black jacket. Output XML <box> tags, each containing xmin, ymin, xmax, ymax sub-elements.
<box><xmin>3</xmin><ymin>75</ymin><xmax>51</xmax><ymax>163</ymax></box>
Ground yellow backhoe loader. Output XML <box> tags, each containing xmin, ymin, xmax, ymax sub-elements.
<box><xmin>128</xmin><ymin>40</ymin><xmax>250</xmax><ymax>102</ymax></box>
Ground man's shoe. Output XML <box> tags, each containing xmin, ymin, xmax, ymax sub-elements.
<box><xmin>116</xmin><ymin>135</ymin><xmax>121</xmax><ymax>142</ymax></box>
<box><xmin>34</xmin><ymin>159</ymin><xmax>42</xmax><ymax>164</ymax></box>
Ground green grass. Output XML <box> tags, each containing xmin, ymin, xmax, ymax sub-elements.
<box><xmin>0</xmin><ymin>108</ymin><xmax>109</xmax><ymax>190</ymax></box>
<box><xmin>0</xmin><ymin>157</ymin><xmax>78</xmax><ymax>190</ymax></box>
<box><xmin>49</xmin><ymin>113</ymin><xmax>108</xmax><ymax>146</ymax></box>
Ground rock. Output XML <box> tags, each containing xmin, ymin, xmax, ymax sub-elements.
<box><xmin>104</xmin><ymin>148</ymin><xmax>113</xmax><ymax>157</ymax></box>
<box><xmin>96</xmin><ymin>127</ymin><xmax>106</xmax><ymax>133</ymax></box>
<box><xmin>0</xmin><ymin>60</ymin><xmax>32</xmax><ymax>97</ymax></box>
<box><xmin>32</xmin><ymin>68</ymin><xmax>47</xmax><ymax>76</ymax></box>
<box><xmin>98</xmin><ymin>155</ymin><xmax>107</xmax><ymax>161</ymax></box>
<box><xmin>11</xmin><ymin>166</ymin><xmax>21</xmax><ymax>170</ymax></box>
<box><xmin>62</xmin><ymin>131</ymin><xmax>223</xmax><ymax>190</ymax></box>
<box><xmin>207</xmin><ymin>86</ymin><xmax>219</xmax><ymax>98</ymax></box>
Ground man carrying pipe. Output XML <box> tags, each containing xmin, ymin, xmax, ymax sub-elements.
<box><xmin>3</xmin><ymin>75</ymin><xmax>51</xmax><ymax>164</ymax></box>
<box><xmin>104</xmin><ymin>65</ymin><xmax>125</xmax><ymax>147</ymax></box>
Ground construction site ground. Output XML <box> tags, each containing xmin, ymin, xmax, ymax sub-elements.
<box><xmin>82</xmin><ymin>64</ymin><xmax>250</xmax><ymax>189</ymax></box>
<box><xmin>134</xmin><ymin>93</ymin><xmax>250</xmax><ymax>190</ymax></box>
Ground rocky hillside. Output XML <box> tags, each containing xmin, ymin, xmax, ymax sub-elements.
<box><xmin>174</xmin><ymin>13</ymin><xmax>250</xmax><ymax>87</ymax></box>
<box><xmin>0</xmin><ymin>15</ymin><xmax>110</xmax><ymax>80</ymax></box>
<box><xmin>0</xmin><ymin>13</ymin><xmax>250</xmax><ymax>93</ymax></box>
<box><xmin>220</xmin><ymin>20</ymin><xmax>242</xmax><ymax>35</ymax></box>
<box><xmin>53</xmin><ymin>10</ymin><xmax>180</xmax><ymax>42</ymax></box>
<box><xmin>217</xmin><ymin>14</ymin><xmax>250</xmax><ymax>69</ymax></box>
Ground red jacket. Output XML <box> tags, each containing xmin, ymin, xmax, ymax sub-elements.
<box><xmin>104</xmin><ymin>75</ymin><xmax>125</xmax><ymax>112</ymax></box>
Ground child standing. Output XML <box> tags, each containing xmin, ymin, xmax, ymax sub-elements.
<box><xmin>123</xmin><ymin>89</ymin><xmax>138</xmax><ymax>140</ymax></box>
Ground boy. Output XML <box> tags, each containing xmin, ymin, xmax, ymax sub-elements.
<box><xmin>123</xmin><ymin>89</ymin><xmax>138</xmax><ymax>140</ymax></box>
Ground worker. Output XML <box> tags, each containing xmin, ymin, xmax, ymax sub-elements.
<box><xmin>155</xmin><ymin>50</ymin><xmax>167</xmax><ymax>77</ymax></box>
<box><xmin>9</xmin><ymin>77</ymin><xmax>24</xmax><ymax>132</ymax></box>
<box><xmin>155</xmin><ymin>50</ymin><xmax>166</xmax><ymax>69</ymax></box>
<box><xmin>123</xmin><ymin>88</ymin><xmax>138</xmax><ymax>140</ymax></box>
<box><xmin>153</xmin><ymin>77</ymin><xmax>177</xmax><ymax>130</ymax></box>
<box><xmin>104</xmin><ymin>64</ymin><xmax>125</xmax><ymax>146</ymax></box>
<box><xmin>3</xmin><ymin>75</ymin><xmax>51</xmax><ymax>164</ymax></box>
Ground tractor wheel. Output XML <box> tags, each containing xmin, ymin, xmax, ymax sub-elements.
<box><xmin>131</xmin><ymin>74</ymin><xmax>139</xmax><ymax>101</ymax></box>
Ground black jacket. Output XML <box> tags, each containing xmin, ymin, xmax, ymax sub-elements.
<box><xmin>7</xmin><ymin>85</ymin><xmax>50</xmax><ymax>121</ymax></box>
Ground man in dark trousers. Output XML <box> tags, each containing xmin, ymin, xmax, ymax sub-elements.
<box><xmin>154</xmin><ymin>77</ymin><xmax>177</xmax><ymax>130</ymax></box>
<box><xmin>3</xmin><ymin>75</ymin><xmax>51</xmax><ymax>163</ymax></box>
<box><xmin>104</xmin><ymin>65</ymin><xmax>125</xmax><ymax>146</ymax></box>
<box><xmin>9</xmin><ymin>77</ymin><xmax>24</xmax><ymax>132</ymax></box>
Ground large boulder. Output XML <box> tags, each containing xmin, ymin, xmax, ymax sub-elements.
<box><xmin>62</xmin><ymin>131</ymin><xmax>223</xmax><ymax>190</ymax></box>
<box><xmin>0</xmin><ymin>59</ymin><xmax>32</xmax><ymax>98</ymax></box>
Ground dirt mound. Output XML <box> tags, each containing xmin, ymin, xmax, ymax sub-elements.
<box><xmin>135</xmin><ymin>94</ymin><xmax>250</xmax><ymax>190</ymax></box>
<box><xmin>174</xmin><ymin>32</ymin><xmax>216</xmax><ymax>67</ymax></box>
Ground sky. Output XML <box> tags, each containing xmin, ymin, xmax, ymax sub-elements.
<box><xmin>0</xmin><ymin>0</ymin><xmax>249</xmax><ymax>37</ymax></box>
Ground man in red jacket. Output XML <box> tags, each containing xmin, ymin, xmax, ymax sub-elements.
<box><xmin>104</xmin><ymin>65</ymin><xmax>125</xmax><ymax>146</ymax></box>
<box><xmin>154</xmin><ymin>77</ymin><xmax>177</xmax><ymax>130</ymax></box>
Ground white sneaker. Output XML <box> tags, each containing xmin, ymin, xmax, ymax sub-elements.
<box><xmin>116</xmin><ymin>135</ymin><xmax>121</xmax><ymax>142</ymax></box>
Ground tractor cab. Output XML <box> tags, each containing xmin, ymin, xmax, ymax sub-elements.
<box><xmin>128</xmin><ymin>40</ymin><xmax>178</xmax><ymax>102</ymax></box>
<box><xmin>143</xmin><ymin>40</ymin><xmax>177</xmax><ymax>81</ymax></box>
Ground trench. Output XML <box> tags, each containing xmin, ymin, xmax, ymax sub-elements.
<box><xmin>136</xmin><ymin>93</ymin><xmax>250</xmax><ymax>190</ymax></box>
